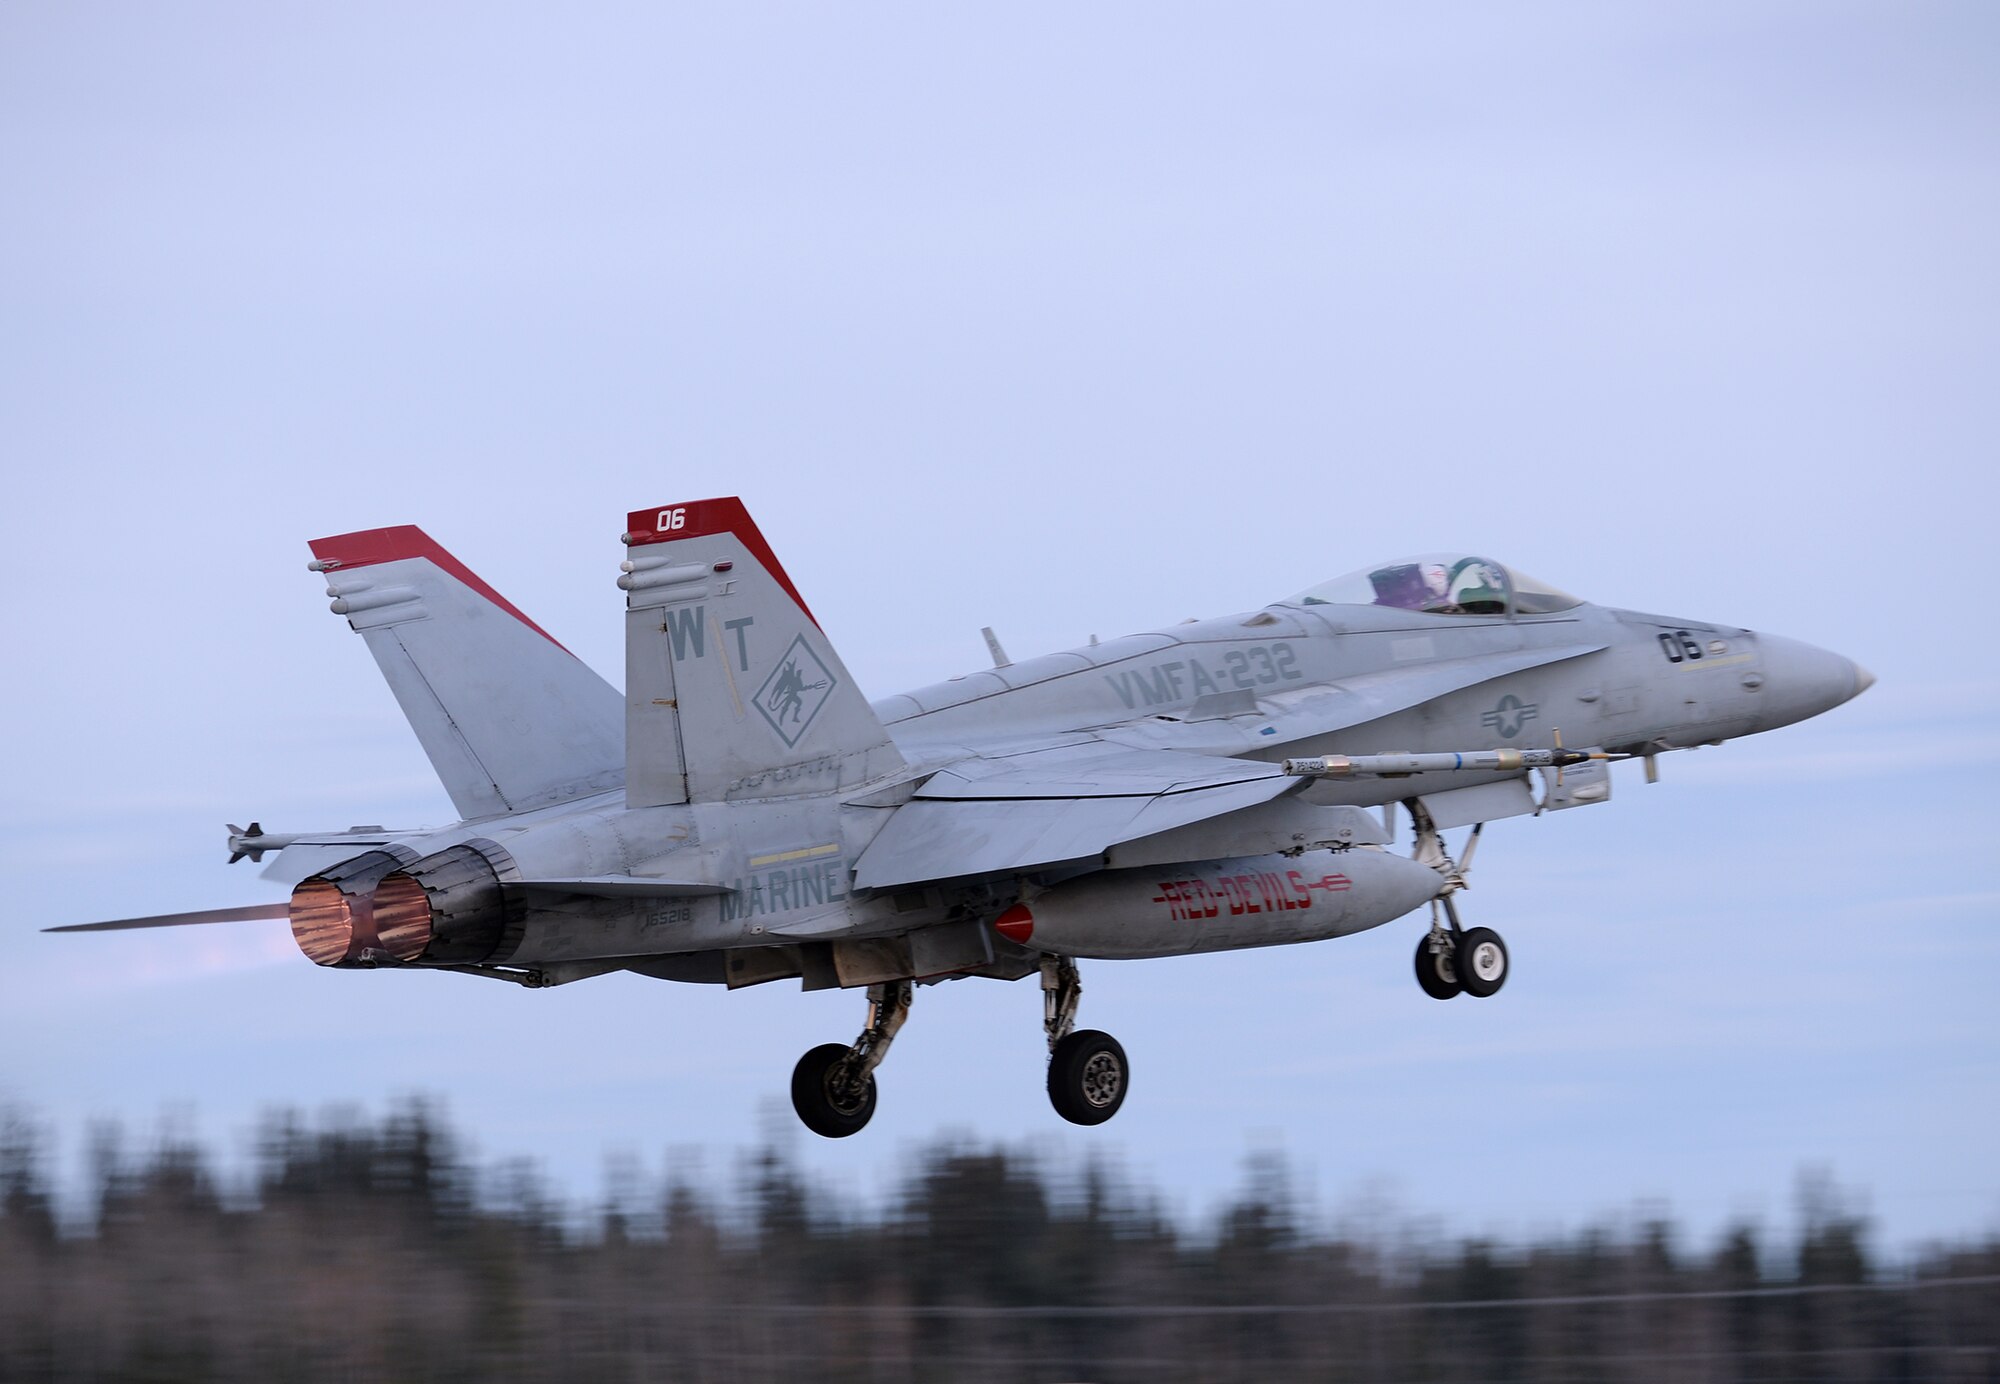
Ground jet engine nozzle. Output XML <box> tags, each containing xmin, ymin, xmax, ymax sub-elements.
<box><xmin>286</xmin><ymin>848</ymin><xmax>416</xmax><ymax>966</ymax></box>
<box><xmin>288</xmin><ymin>877</ymin><xmax>357</xmax><ymax>965</ymax></box>
<box><xmin>379</xmin><ymin>841</ymin><xmax>522</xmax><ymax>966</ymax></box>
<box><xmin>286</xmin><ymin>840</ymin><xmax>518</xmax><ymax>967</ymax></box>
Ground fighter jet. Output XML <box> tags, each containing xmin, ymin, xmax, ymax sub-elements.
<box><xmin>50</xmin><ymin>500</ymin><xmax>1872</xmax><ymax>1137</ymax></box>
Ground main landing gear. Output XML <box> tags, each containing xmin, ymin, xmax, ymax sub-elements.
<box><xmin>1406</xmin><ymin>800</ymin><xmax>1510</xmax><ymax>1002</ymax></box>
<box><xmin>1042</xmin><ymin>955</ymin><xmax>1128</xmax><ymax>1126</ymax></box>
<box><xmin>790</xmin><ymin>979</ymin><xmax>910</xmax><ymax>1138</ymax></box>
<box><xmin>1414</xmin><ymin>906</ymin><xmax>1509</xmax><ymax>1001</ymax></box>
<box><xmin>789</xmin><ymin>958</ymin><xmax>1130</xmax><ymax>1137</ymax></box>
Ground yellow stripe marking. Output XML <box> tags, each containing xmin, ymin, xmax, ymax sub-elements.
<box><xmin>1677</xmin><ymin>652</ymin><xmax>1755</xmax><ymax>670</ymax></box>
<box><xmin>749</xmin><ymin>843</ymin><xmax>841</xmax><ymax>868</ymax></box>
<box><xmin>714</xmin><ymin>613</ymin><xmax>746</xmax><ymax>719</ymax></box>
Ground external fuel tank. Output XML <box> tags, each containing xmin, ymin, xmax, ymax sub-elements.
<box><xmin>992</xmin><ymin>848</ymin><xmax>1443</xmax><ymax>960</ymax></box>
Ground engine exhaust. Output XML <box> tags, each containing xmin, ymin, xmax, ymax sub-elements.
<box><xmin>287</xmin><ymin>841</ymin><xmax>518</xmax><ymax>967</ymax></box>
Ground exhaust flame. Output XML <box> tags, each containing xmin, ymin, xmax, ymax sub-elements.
<box><xmin>284</xmin><ymin>843</ymin><xmax>511</xmax><ymax>968</ymax></box>
<box><xmin>373</xmin><ymin>873</ymin><xmax>433</xmax><ymax>961</ymax></box>
<box><xmin>289</xmin><ymin>879</ymin><xmax>354</xmax><ymax>965</ymax></box>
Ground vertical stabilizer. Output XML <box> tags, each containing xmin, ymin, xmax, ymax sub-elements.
<box><xmin>620</xmin><ymin>498</ymin><xmax>904</xmax><ymax>805</ymax></box>
<box><xmin>309</xmin><ymin>526</ymin><xmax>624</xmax><ymax>820</ymax></box>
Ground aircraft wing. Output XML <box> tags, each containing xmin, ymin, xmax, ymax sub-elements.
<box><xmin>1247</xmin><ymin>641</ymin><xmax>1609</xmax><ymax>739</ymax></box>
<box><xmin>854</xmin><ymin>746</ymin><xmax>1296</xmax><ymax>889</ymax></box>
<box><xmin>914</xmin><ymin>743</ymin><xmax>1284</xmax><ymax>798</ymax></box>
<box><xmin>854</xmin><ymin>644</ymin><xmax>1609</xmax><ymax>889</ymax></box>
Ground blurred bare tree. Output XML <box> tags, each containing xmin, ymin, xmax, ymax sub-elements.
<box><xmin>0</xmin><ymin>1101</ymin><xmax>1993</xmax><ymax>1382</ymax></box>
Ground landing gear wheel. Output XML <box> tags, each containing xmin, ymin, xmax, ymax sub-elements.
<box><xmin>1457</xmin><ymin>927</ymin><xmax>1509</xmax><ymax>998</ymax></box>
<box><xmin>791</xmin><ymin>1042</ymin><xmax>877</xmax><ymax>1139</ymax></box>
<box><xmin>1047</xmin><ymin>1029</ymin><xmax>1129</xmax><ymax>1126</ymax></box>
<box><xmin>1415</xmin><ymin>935</ymin><xmax>1462</xmax><ymax>1000</ymax></box>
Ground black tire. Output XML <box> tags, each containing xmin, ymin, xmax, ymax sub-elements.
<box><xmin>790</xmin><ymin>1042</ymin><xmax>877</xmax><ymax>1138</ymax></box>
<box><xmin>1457</xmin><ymin>927</ymin><xmax>1509</xmax><ymax>998</ymax></box>
<box><xmin>1415</xmin><ymin>935</ymin><xmax>1462</xmax><ymax>1000</ymax></box>
<box><xmin>1048</xmin><ymin>1029</ymin><xmax>1129</xmax><ymax>1126</ymax></box>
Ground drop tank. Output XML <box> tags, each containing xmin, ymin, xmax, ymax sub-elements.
<box><xmin>993</xmin><ymin>849</ymin><xmax>1442</xmax><ymax>960</ymax></box>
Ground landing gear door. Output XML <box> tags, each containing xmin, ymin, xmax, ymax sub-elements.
<box><xmin>1539</xmin><ymin>754</ymin><xmax>1611</xmax><ymax>811</ymax></box>
<box><xmin>1415</xmin><ymin>776</ymin><xmax>1537</xmax><ymax>830</ymax></box>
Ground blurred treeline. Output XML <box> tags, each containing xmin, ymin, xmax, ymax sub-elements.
<box><xmin>0</xmin><ymin>1103</ymin><xmax>1994</xmax><ymax>1383</ymax></box>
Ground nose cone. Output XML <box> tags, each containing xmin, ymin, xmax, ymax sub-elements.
<box><xmin>1755</xmin><ymin>634</ymin><xmax>1873</xmax><ymax>732</ymax></box>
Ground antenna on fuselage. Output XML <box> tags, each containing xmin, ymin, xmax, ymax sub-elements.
<box><xmin>981</xmin><ymin>627</ymin><xmax>1012</xmax><ymax>669</ymax></box>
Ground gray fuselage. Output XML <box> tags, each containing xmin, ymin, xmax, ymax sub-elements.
<box><xmin>341</xmin><ymin>595</ymin><xmax>1860</xmax><ymax>973</ymax></box>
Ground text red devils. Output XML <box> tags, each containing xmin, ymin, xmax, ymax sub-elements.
<box><xmin>1150</xmin><ymin>870</ymin><xmax>1351</xmax><ymax>922</ymax></box>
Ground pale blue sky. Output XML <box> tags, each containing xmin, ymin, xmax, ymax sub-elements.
<box><xmin>2</xmin><ymin>3</ymin><xmax>1995</xmax><ymax>1247</ymax></box>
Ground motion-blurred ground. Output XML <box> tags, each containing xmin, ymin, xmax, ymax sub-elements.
<box><xmin>0</xmin><ymin>1102</ymin><xmax>1993</xmax><ymax>1382</ymax></box>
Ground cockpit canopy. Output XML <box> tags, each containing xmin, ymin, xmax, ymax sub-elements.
<box><xmin>1287</xmin><ymin>553</ymin><xmax>1583</xmax><ymax>617</ymax></box>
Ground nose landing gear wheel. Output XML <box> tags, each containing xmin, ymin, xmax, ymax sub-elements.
<box><xmin>1048</xmin><ymin>1029</ymin><xmax>1128</xmax><ymax>1126</ymax></box>
<box><xmin>1457</xmin><ymin>926</ymin><xmax>1509</xmax><ymax>998</ymax></box>
<box><xmin>791</xmin><ymin>1042</ymin><xmax>878</xmax><ymax>1139</ymax></box>
<box><xmin>1415</xmin><ymin>935</ymin><xmax>1463</xmax><ymax>1000</ymax></box>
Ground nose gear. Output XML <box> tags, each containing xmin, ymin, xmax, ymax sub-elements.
<box><xmin>1405</xmin><ymin>798</ymin><xmax>1510</xmax><ymax>1002</ymax></box>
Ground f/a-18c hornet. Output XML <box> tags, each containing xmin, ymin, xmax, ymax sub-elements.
<box><xmin>52</xmin><ymin>500</ymin><xmax>1872</xmax><ymax>1136</ymax></box>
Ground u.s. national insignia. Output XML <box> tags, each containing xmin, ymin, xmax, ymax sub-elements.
<box><xmin>755</xmin><ymin>635</ymin><xmax>837</xmax><ymax>747</ymax></box>
<box><xmin>1480</xmin><ymin>693</ymin><xmax>1539</xmax><ymax>740</ymax></box>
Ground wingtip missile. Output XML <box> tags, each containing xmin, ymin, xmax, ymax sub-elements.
<box><xmin>226</xmin><ymin>822</ymin><xmax>299</xmax><ymax>864</ymax></box>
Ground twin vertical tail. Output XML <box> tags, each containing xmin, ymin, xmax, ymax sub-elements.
<box><xmin>310</xmin><ymin>526</ymin><xmax>625</xmax><ymax>820</ymax></box>
<box><xmin>620</xmin><ymin>498</ymin><xmax>905</xmax><ymax>805</ymax></box>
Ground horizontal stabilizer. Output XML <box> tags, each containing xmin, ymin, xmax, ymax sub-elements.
<box><xmin>257</xmin><ymin>836</ymin><xmax>398</xmax><ymax>885</ymax></box>
<box><xmin>45</xmin><ymin>903</ymin><xmax>290</xmax><ymax>934</ymax></box>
